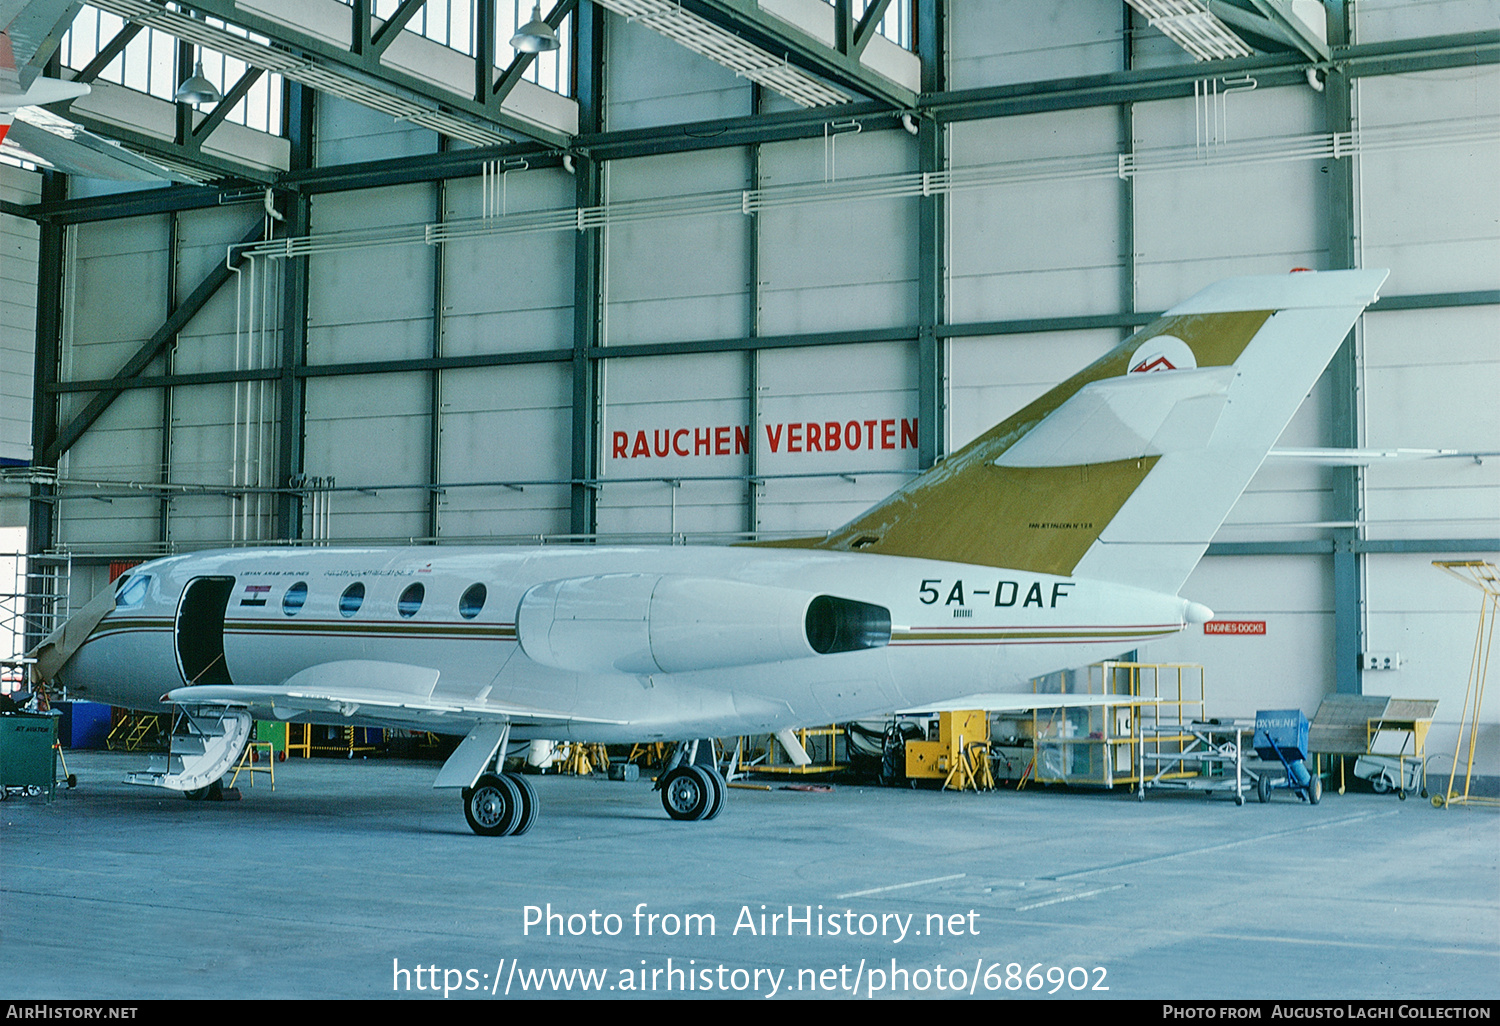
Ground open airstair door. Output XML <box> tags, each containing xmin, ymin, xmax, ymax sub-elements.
<box><xmin>176</xmin><ymin>577</ymin><xmax>235</xmax><ymax>687</ymax></box>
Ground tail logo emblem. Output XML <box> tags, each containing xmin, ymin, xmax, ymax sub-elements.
<box><xmin>1128</xmin><ymin>334</ymin><xmax>1196</xmax><ymax>375</ymax></box>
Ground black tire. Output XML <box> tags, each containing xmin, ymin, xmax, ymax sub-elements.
<box><xmin>661</xmin><ymin>765</ymin><xmax>712</xmax><ymax>821</ymax></box>
<box><xmin>1257</xmin><ymin>774</ymin><xmax>1271</xmax><ymax>804</ymax></box>
<box><xmin>507</xmin><ymin>773</ymin><xmax>538</xmax><ymax>836</ymax></box>
<box><xmin>184</xmin><ymin>786</ymin><xmax>209</xmax><ymax>801</ymax></box>
<box><xmin>66</xmin><ymin>774</ymin><xmax>77</xmax><ymax>788</ymax></box>
<box><xmin>465</xmin><ymin>773</ymin><xmax>522</xmax><ymax>836</ymax></box>
<box><xmin>1308</xmin><ymin>774</ymin><xmax>1322</xmax><ymax>806</ymax></box>
<box><xmin>1235</xmin><ymin>793</ymin><xmax>1244</xmax><ymax>806</ymax></box>
<box><xmin>701</xmin><ymin>765</ymin><xmax>726</xmax><ymax>820</ymax></box>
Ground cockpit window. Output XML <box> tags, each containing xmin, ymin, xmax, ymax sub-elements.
<box><xmin>459</xmin><ymin>583</ymin><xmax>486</xmax><ymax>620</ymax></box>
<box><xmin>283</xmin><ymin>582</ymin><xmax>308</xmax><ymax>616</ymax></box>
<box><xmin>339</xmin><ymin>582</ymin><xmax>365</xmax><ymax>617</ymax></box>
<box><xmin>398</xmin><ymin>583</ymin><xmax>424</xmax><ymax>618</ymax></box>
<box><xmin>114</xmin><ymin>575</ymin><xmax>150</xmax><ymax>609</ymax></box>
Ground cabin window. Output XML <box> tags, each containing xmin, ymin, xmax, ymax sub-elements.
<box><xmin>339</xmin><ymin>582</ymin><xmax>365</xmax><ymax>617</ymax></box>
<box><xmin>282</xmin><ymin>581</ymin><xmax>308</xmax><ymax>616</ymax></box>
<box><xmin>459</xmin><ymin>583</ymin><xmax>486</xmax><ymax>619</ymax></box>
<box><xmin>398</xmin><ymin>582</ymin><xmax>425</xmax><ymax>618</ymax></box>
<box><xmin>114</xmin><ymin>575</ymin><xmax>150</xmax><ymax>609</ymax></box>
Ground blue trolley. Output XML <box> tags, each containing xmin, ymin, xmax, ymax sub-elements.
<box><xmin>1253</xmin><ymin>709</ymin><xmax>1322</xmax><ymax>804</ymax></box>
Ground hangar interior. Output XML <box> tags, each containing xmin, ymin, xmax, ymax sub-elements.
<box><xmin>2</xmin><ymin>0</ymin><xmax>1497</xmax><ymax>778</ymax></box>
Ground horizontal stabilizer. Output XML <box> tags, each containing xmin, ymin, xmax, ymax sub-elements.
<box><xmin>995</xmin><ymin>366</ymin><xmax>1235</xmax><ymax>467</ymax></box>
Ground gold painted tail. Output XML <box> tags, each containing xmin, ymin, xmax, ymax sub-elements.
<box><xmin>761</xmin><ymin>270</ymin><xmax>1388</xmax><ymax>594</ymax></box>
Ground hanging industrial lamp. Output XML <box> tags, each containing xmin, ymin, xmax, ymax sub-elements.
<box><xmin>175</xmin><ymin>53</ymin><xmax>222</xmax><ymax>106</ymax></box>
<box><xmin>510</xmin><ymin>3</ymin><xmax>560</xmax><ymax>52</ymax></box>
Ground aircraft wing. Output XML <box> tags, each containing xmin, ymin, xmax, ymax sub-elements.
<box><xmin>161</xmin><ymin>659</ymin><xmax>633</xmax><ymax>729</ymax></box>
<box><xmin>4</xmin><ymin>105</ymin><xmax>208</xmax><ymax>182</ymax></box>
<box><xmin>2</xmin><ymin>0</ymin><xmax>82</xmax><ymax>93</ymax></box>
<box><xmin>900</xmin><ymin>692</ymin><xmax>1174</xmax><ymax>714</ymax></box>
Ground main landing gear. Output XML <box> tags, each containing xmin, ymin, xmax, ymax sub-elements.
<box><xmin>656</xmin><ymin>740</ymin><xmax>725</xmax><ymax>822</ymax></box>
<box><xmin>463</xmin><ymin>773</ymin><xmax>537</xmax><ymax>837</ymax></box>
<box><xmin>450</xmin><ymin>731</ymin><xmax>725</xmax><ymax>835</ymax></box>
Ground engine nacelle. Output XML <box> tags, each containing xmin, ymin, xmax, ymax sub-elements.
<box><xmin>516</xmin><ymin>574</ymin><xmax>890</xmax><ymax>675</ymax></box>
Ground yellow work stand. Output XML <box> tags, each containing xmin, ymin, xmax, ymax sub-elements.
<box><xmin>230</xmin><ymin>741</ymin><xmax>276</xmax><ymax>790</ymax></box>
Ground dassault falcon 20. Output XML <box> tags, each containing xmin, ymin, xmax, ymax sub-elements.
<box><xmin>31</xmin><ymin>269</ymin><xmax>1389</xmax><ymax>835</ymax></box>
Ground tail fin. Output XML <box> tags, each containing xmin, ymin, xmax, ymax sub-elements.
<box><xmin>781</xmin><ymin>269</ymin><xmax>1388</xmax><ymax>594</ymax></box>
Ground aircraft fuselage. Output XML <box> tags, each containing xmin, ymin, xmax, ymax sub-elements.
<box><xmin>60</xmin><ymin>544</ymin><xmax>1199</xmax><ymax>741</ymax></box>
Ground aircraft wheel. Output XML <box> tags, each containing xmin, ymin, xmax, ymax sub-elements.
<box><xmin>507</xmin><ymin>773</ymin><xmax>538</xmax><ymax>836</ymax></box>
<box><xmin>465</xmin><ymin>773</ymin><xmax>522</xmax><ymax>836</ymax></box>
<box><xmin>661</xmin><ymin>765</ymin><xmax>712</xmax><ymax>821</ymax></box>
<box><xmin>185</xmin><ymin>786</ymin><xmax>208</xmax><ymax>801</ymax></box>
<box><xmin>1257</xmin><ymin>774</ymin><xmax>1271</xmax><ymax>804</ymax></box>
<box><xmin>701</xmin><ymin>765</ymin><xmax>726</xmax><ymax>820</ymax></box>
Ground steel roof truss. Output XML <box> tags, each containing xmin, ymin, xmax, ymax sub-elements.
<box><xmin>86</xmin><ymin>0</ymin><xmax>571</xmax><ymax>148</ymax></box>
<box><xmin>679</xmin><ymin>0</ymin><xmax>916</xmax><ymax>108</ymax></box>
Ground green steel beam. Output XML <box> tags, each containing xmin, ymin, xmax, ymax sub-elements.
<box><xmin>26</xmin><ymin>170</ymin><xmax>66</xmax><ymax>603</ymax></box>
<box><xmin>188</xmin><ymin>67</ymin><xmax>266</xmax><ymax>150</ymax></box>
<box><xmin>71</xmin><ymin>22</ymin><xmax>143</xmax><ymax>85</ymax></box>
<box><xmin>1371</xmin><ymin>289</ymin><xmax>1500</xmax><ymax>312</ymax></box>
<box><xmin>851</xmin><ymin>0</ymin><xmax>895</xmax><ymax>59</ymax></box>
<box><xmin>1325</xmin><ymin>0</ymin><xmax>1362</xmax><ymax>697</ymax></box>
<box><xmin>44</xmin><ymin>286</ymin><xmax>1492</xmax><ymax>395</ymax></box>
<box><xmin>274</xmin><ymin>82</ymin><xmax>314</xmax><ymax>539</ymax></box>
<box><xmin>915</xmin><ymin>0</ymin><xmax>944</xmax><ymax>469</ymax></box>
<box><xmin>1207</xmin><ymin>539</ymin><xmax>1500</xmax><ymax>557</ymax></box>
<box><xmin>569</xmin><ymin>0</ymin><xmax>603</xmax><ymax>539</ymax></box>
<box><xmin>368</xmin><ymin>0</ymin><xmax>429</xmax><ymax>56</ymax></box>
<box><xmin>493</xmin><ymin>1</ymin><xmax>578</xmax><ymax>106</ymax></box>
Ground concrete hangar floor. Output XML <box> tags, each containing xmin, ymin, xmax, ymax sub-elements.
<box><xmin>1</xmin><ymin>750</ymin><xmax>1495</xmax><ymax>1001</ymax></box>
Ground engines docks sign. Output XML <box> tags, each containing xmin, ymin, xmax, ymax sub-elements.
<box><xmin>610</xmin><ymin>418</ymin><xmax>920</xmax><ymax>462</ymax></box>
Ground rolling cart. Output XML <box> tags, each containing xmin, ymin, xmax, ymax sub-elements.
<box><xmin>1253</xmin><ymin>708</ymin><xmax>1321</xmax><ymax>804</ymax></box>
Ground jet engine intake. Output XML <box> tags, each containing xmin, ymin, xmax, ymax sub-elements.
<box><xmin>516</xmin><ymin>574</ymin><xmax>890</xmax><ymax>675</ymax></box>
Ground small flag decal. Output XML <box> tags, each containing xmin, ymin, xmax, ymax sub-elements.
<box><xmin>240</xmin><ymin>584</ymin><xmax>272</xmax><ymax>607</ymax></box>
